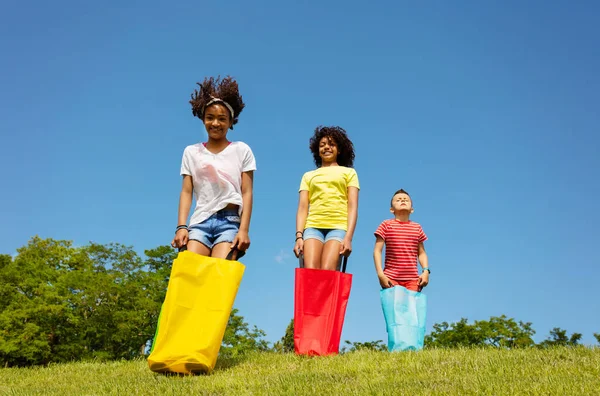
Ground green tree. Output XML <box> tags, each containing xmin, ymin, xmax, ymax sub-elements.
<box><xmin>477</xmin><ymin>315</ymin><xmax>535</xmax><ymax>348</ymax></box>
<box><xmin>221</xmin><ymin>308</ymin><xmax>269</xmax><ymax>358</ymax></box>
<box><xmin>538</xmin><ymin>327</ymin><xmax>582</xmax><ymax>347</ymax></box>
<box><xmin>0</xmin><ymin>238</ymin><xmax>170</xmax><ymax>365</ymax></box>
<box><xmin>273</xmin><ymin>319</ymin><xmax>294</xmax><ymax>353</ymax></box>
<box><xmin>136</xmin><ymin>245</ymin><xmax>176</xmax><ymax>353</ymax></box>
<box><xmin>0</xmin><ymin>237</ymin><xmax>80</xmax><ymax>365</ymax></box>
<box><xmin>341</xmin><ymin>340</ymin><xmax>386</xmax><ymax>353</ymax></box>
<box><xmin>424</xmin><ymin>315</ymin><xmax>535</xmax><ymax>348</ymax></box>
<box><xmin>594</xmin><ymin>333</ymin><xmax>600</xmax><ymax>345</ymax></box>
<box><xmin>0</xmin><ymin>254</ymin><xmax>14</xmax><ymax>312</ymax></box>
<box><xmin>0</xmin><ymin>238</ymin><xmax>268</xmax><ymax>366</ymax></box>
<box><xmin>424</xmin><ymin>318</ymin><xmax>486</xmax><ymax>348</ymax></box>
<box><xmin>67</xmin><ymin>242</ymin><xmax>154</xmax><ymax>360</ymax></box>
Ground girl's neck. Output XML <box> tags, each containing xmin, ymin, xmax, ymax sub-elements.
<box><xmin>320</xmin><ymin>161</ymin><xmax>339</xmax><ymax>167</ymax></box>
<box><xmin>204</xmin><ymin>138</ymin><xmax>230</xmax><ymax>153</ymax></box>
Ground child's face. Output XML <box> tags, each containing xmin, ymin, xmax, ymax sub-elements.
<box><xmin>390</xmin><ymin>193</ymin><xmax>414</xmax><ymax>214</ymax></box>
<box><xmin>203</xmin><ymin>104</ymin><xmax>232</xmax><ymax>139</ymax></box>
<box><xmin>318</xmin><ymin>136</ymin><xmax>338</xmax><ymax>163</ymax></box>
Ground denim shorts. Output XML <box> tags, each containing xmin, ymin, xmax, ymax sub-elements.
<box><xmin>188</xmin><ymin>209</ymin><xmax>241</xmax><ymax>250</ymax></box>
<box><xmin>303</xmin><ymin>228</ymin><xmax>346</xmax><ymax>243</ymax></box>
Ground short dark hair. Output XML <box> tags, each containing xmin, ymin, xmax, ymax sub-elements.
<box><xmin>189</xmin><ymin>76</ymin><xmax>245</xmax><ymax>129</ymax></box>
<box><xmin>309</xmin><ymin>126</ymin><xmax>355</xmax><ymax>167</ymax></box>
<box><xmin>390</xmin><ymin>189</ymin><xmax>411</xmax><ymax>206</ymax></box>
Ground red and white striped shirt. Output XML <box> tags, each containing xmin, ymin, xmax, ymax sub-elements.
<box><xmin>374</xmin><ymin>220</ymin><xmax>427</xmax><ymax>280</ymax></box>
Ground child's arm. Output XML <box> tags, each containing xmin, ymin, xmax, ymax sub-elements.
<box><xmin>340</xmin><ymin>186</ymin><xmax>359</xmax><ymax>256</ymax></box>
<box><xmin>293</xmin><ymin>190</ymin><xmax>309</xmax><ymax>257</ymax></box>
<box><xmin>232</xmin><ymin>171</ymin><xmax>254</xmax><ymax>253</ymax></box>
<box><xmin>417</xmin><ymin>242</ymin><xmax>430</xmax><ymax>288</ymax></box>
<box><xmin>374</xmin><ymin>236</ymin><xmax>393</xmax><ymax>288</ymax></box>
<box><xmin>172</xmin><ymin>175</ymin><xmax>194</xmax><ymax>249</ymax></box>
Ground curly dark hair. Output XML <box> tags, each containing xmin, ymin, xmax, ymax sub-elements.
<box><xmin>189</xmin><ymin>76</ymin><xmax>245</xmax><ymax>129</ymax></box>
<box><xmin>309</xmin><ymin>126</ymin><xmax>355</xmax><ymax>167</ymax></box>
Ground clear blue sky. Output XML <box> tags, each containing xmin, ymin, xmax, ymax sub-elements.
<box><xmin>1</xmin><ymin>0</ymin><xmax>599</xmax><ymax>345</ymax></box>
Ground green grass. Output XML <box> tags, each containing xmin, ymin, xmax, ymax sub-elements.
<box><xmin>1</xmin><ymin>348</ymin><xmax>599</xmax><ymax>395</ymax></box>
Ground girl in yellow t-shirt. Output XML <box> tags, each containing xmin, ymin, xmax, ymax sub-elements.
<box><xmin>293</xmin><ymin>126</ymin><xmax>360</xmax><ymax>270</ymax></box>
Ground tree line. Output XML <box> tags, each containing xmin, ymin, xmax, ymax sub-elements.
<box><xmin>273</xmin><ymin>317</ymin><xmax>599</xmax><ymax>353</ymax></box>
<box><xmin>1</xmin><ymin>237</ymin><xmax>597</xmax><ymax>366</ymax></box>
<box><xmin>0</xmin><ymin>237</ymin><xmax>269</xmax><ymax>366</ymax></box>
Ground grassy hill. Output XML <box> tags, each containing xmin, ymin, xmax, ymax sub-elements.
<box><xmin>1</xmin><ymin>347</ymin><xmax>599</xmax><ymax>395</ymax></box>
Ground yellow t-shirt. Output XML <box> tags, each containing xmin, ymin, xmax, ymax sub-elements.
<box><xmin>299</xmin><ymin>166</ymin><xmax>360</xmax><ymax>231</ymax></box>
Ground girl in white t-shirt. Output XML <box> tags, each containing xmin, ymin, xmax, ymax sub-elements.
<box><xmin>171</xmin><ymin>76</ymin><xmax>256</xmax><ymax>260</ymax></box>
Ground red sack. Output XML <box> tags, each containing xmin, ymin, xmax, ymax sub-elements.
<box><xmin>293</xmin><ymin>257</ymin><xmax>352</xmax><ymax>356</ymax></box>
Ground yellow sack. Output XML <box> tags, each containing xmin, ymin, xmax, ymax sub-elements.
<box><xmin>147</xmin><ymin>250</ymin><xmax>245</xmax><ymax>374</ymax></box>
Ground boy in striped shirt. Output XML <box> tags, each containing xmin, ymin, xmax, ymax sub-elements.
<box><xmin>373</xmin><ymin>189</ymin><xmax>430</xmax><ymax>292</ymax></box>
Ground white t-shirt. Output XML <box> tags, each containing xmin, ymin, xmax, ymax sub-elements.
<box><xmin>180</xmin><ymin>141</ymin><xmax>256</xmax><ymax>226</ymax></box>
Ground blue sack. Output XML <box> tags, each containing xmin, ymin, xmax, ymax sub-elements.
<box><xmin>380</xmin><ymin>286</ymin><xmax>427</xmax><ymax>351</ymax></box>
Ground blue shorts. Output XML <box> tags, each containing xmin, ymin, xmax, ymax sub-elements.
<box><xmin>188</xmin><ymin>209</ymin><xmax>242</xmax><ymax>255</ymax></box>
<box><xmin>303</xmin><ymin>228</ymin><xmax>346</xmax><ymax>243</ymax></box>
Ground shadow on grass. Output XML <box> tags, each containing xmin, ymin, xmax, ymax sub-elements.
<box><xmin>214</xmin><ymin>354</ymin><xmax>250</xmax><ymax>370</ymax></box>
<box><xmin>149</xmin><ymin>354</ymin><xmax>249</xmax><ymax>377</ymax></box>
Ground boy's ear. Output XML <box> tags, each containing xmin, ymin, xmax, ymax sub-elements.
<box><xmin>390</xmin><ymin>207</ymin><xmax>394</xmax><ymax>214</ymax></box>
<box><xmin>411</xmin><ymin>208</ymin><xmax>415</xmax><ymax>214</ymax></box>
